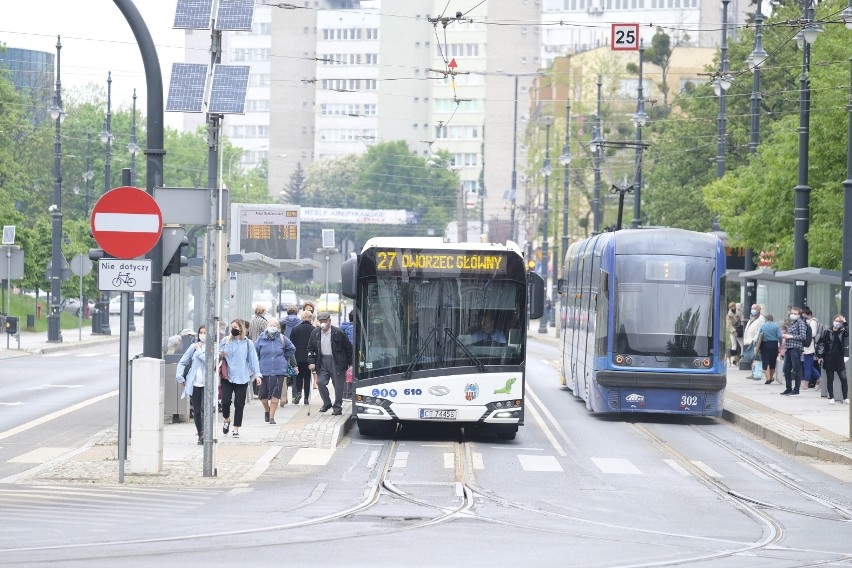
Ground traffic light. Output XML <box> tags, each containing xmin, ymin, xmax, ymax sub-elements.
<box><xmin>163</xmin><ymin>235</ymin><xmax>189</xmax><ymax>276</ymax></box>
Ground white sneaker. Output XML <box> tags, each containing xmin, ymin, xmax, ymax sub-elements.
<box><xmin>845</xmin><ymin>399</ymin><xmax>850</xmax><ymax>404</ymax></box>
<box><xmin>829</xmin><ymin>399</ymin><xmax>835</xmax><ymax>404</ymax></box>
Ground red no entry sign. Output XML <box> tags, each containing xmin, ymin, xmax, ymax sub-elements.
<box><xmin>90</xmin><ymin>186</ymin><xmax>162</xmax><ymax>259</ymax></box>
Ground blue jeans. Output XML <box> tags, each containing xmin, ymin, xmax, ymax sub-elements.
<box><xmin>783</xmin><ymin>348</ymin><xmax>803</xmax><ymax>392</ymax></box>
<box><xmin>802</xmin><ymin>353</ymin><xmax>820</xmax><ymax>386</ymax></box>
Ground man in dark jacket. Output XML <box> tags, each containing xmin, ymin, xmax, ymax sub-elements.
<box><xmin>307</xmin><ymin>312</ymin><xmax>353</xmax><ymax>415</ymax></box>
<box><xmin>289</xmin><ymin>310</ymin><xmax>316</xmax><ymax>405</ymax></box>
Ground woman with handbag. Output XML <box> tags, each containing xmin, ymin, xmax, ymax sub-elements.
<box><xmin>255</xmin><ymin>319</ymin><xmax>296</xmax><ymax>424</ymax></box>
<box><xmin>176</xmin><ymin>326</ymin><xmax>207</xmax><ymax>445</ymax></box>
<box><xmin>218</xmin><ymin>319</ymin><xmax>261</xmax><ymax>438</ymax></box>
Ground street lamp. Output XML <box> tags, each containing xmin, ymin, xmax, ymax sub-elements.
<box><xmin>128</xmin><ymin>88</ymin><xmax>140</xmax><ymax>186</ymax></box>
<box><xmin>48</xmin><ymin>35</ymin><xmax>65</xmax><ymax>343</ymax></box>
<box><xmin>840</xmin><ymin>0</ymin><xmax>852</xmax><ymax>321</ymax></box>
<box><xmin>100</xmin><ymin>71</ymin><xmax>113</xmax><ymax>336</ymax></box>
<box><xmin>631</xmin><ymin>41</ymin><xmax>648</xmax><ymax>229</ymax></box>
<box><xmin>592</xmin><ymin>75</ymin><xmax>603</xmax><ymax>234</ymax></box>
<box><xmin>716</xmin><ymin>0</ymin><xmax>731</xmax><ymax>181</ymax></box>
<box><xmin>793</xmin><ymin>1</ymin><xmax>818</xmax><ymax>308</ymax></box>
<box><xmin>538</xmin><ymin>117</ymin><xmax>552</xmax><ymax>334</ymax></box>
<box><xmin>559</xmin><ymin>99</ymin><xmax>571</xmax><ymax>283</ymax></box>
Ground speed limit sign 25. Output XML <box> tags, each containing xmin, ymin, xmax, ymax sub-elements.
<box><xmin>611</xmin><ymin>23</ymin><xmax>639</xmax><ymax>51</ymax></box>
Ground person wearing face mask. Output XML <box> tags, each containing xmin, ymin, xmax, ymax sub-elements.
<box><xmin>725</xmin><ymin>302</ymin><xmax>743</xmax><ymax>366</ymax></box>
<box><xmin>307</xmin><ymin>312</ymin><xmax>353</xmax><ymax>415</ymax></box>
<box><xmin>742</xmin><ymin>304</ymin><xmax>765</xmax><ymax>367</ymax></box>
<box><xmin>816</xmin><ymin>315</ymin><xmax>849</xmax><ymax>403</ymax></box>
<box><xmin>255</xmin><ymin>319</ymin><xmax>296</xmax><ymax>423</ymax></box>
<box><xmin>219</xmin><ymin>319</ymin><xmax>262</xmax><ymax>437</ymax></box>
<box><xmin>176</xmin><ymin>326</ymin><xmax>208</xmax><ymax>445</ymax></box>
<box><xmin>780</xmin><ymin>307</ymin><xmax>807</xmax><ymax>395</ymax></box>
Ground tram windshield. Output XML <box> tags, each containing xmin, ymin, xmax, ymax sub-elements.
<box><xmin>357</xmin><ymin>277</ymin><xmax>525</xmax><ymax>379</ymax></box>
<box><xmin>613</xmin><ymin>255</ymin><xmax>715</xmax><ymax>358</ymax></box>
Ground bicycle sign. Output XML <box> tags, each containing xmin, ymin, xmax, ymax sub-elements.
<box><xmin>611</xmin><ymin>23</ymin><xmax>639</xmax><ymax>51</ymax></box>
<box><xmin>98</xmin><ymin>259</ymin><xmax>152</xmax><ymax>292</ymax></box>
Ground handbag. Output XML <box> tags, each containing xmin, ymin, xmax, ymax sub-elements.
<box><xmin>751</xmin><ymin>360</ymin><xmax>763</xmax><ymax>380</ymax></box>
<box><xmin>217</xmin><ymin>357</ymin><xmax>229</xmax><ymax>380</ymax></box>
<box><xmin>741</xmin><ymin>342</ymin><xmax>755</xmax><ymax>363</ymax></box>
<box><xmin>734</xmin><ymin>323</ymin><xmax>744</xmax><ymax>338</ymax></box>
<box><xmin>345</xmin><ymin>367</ymin><xmax>353</xmax><ymax>383</ymax></box>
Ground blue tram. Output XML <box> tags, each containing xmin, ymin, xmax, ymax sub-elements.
<box><xmin>557</xmin><ymin>228</ymin><xmax>726</xmax><ymax>416</ymax></box>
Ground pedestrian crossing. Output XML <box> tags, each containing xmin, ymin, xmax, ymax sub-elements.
<box><xmin>378</xmin><ymin>444</ymin><xmax>837</xmax><ymax>481</ymax></box>
<box><xmin>0</xmin><ymin>484</ymin><xmax>221</xmax><ymax>532</ymax></box>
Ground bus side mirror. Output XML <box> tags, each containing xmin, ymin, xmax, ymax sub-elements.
<box><xmin>528</xmin><ymin>272</ymin><xmax>545</xmax><ymax>320</ymax></box>
<box><xmin>341</xmin><ymin>255</ymin><xmax>358</xmax><ymax>299</ymax></box>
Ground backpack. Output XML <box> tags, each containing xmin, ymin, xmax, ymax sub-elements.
<box><xmin>803</xmin><ymin>321</ymin><xmax>813</xmax><ymax>348</ymax></box>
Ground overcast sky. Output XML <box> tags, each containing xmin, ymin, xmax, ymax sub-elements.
<box><xmin>1</xmin><ymin>1</ymin><xmax>186</xmax><ymax>128</ymax></box>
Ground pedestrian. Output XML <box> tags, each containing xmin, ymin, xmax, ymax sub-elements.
<box><xmin>248</xmin><ymin>304</ymin><xmax>269</xmax><ymax>342</ymax></box>
<box><xmin>289</xmin><ymin>310</ymin><xmax>315</xmax><ymax>405</ymax></box>
<box><xmin>218</xmin><ymin>319</ymin><xmax>262</xmax><ymax>437</ymax></box>
<box><xmin>307</xmin><ymin>311</ymin><xmax>353</xmax><ymax>415</ymax></box>
<box><xmin>801</xmin><ymin>307</ymin><xmax>822</xmax><ymax>389</ymax></box>
<box><xmin>757</xmin><ymin>314</ymin><xmax>781</xmax><ymax>385</ymax></box>
<box><xmin>176</xmin><ymin>325</ymin><xmax>207</xmax><ymax>445</ymax></box>
<box><xmin>340</xmin><ymin>310</ymin><xmax>356</xmax><ymax>399</ymax></box>
<box><xmin>255</xmin><ymin>319</ymin><xmax>296</xmax><ymax>424</ymax></box>
<box><xmin>726</xmin><ymin>302</ymin><xmax>743</xmax><ymax>366</ymax></box>
<box><xmin>742</xmin><ymin>304</ymin><xmax>765</xmax><ymax>365</ymax></box>
<box><xmin>780</xmin><ymin>307</ymin><xmax>807</xmax><ymax>395</ymax></box>
<box><xmin>816</xmin><ymin>315</ymin><xmax>849</xmax><ymax>404</ymax></box>
<box><xmin>279</xmin><ymin>304</ymin><xmax>301</xmax><ymax>339</ymax></box>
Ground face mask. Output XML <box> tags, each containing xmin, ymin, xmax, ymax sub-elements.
<box><xmin>198</xmin><ymin>334</ymin><xmax>206</xmax><ymax>342</ymax></box>
<box><xmin>267</xmin><ymin>327</ymin><xmax>278</xmax><ymax>336</ymax></box>
<box><xmin>750</xmin><ymin>310</ymin><xmax>757</xmax><ymax>317</ymax></box>
<box><xmin>789</xmin><ymin>314</ymin><xmax>800</xmax><ymax>321</ymax></box>
<box><xmin>231</xmin><ymin>328</ymin><xmax>241</xmax><ymax>337</ymax></box>
<box><xmin>833</xmin><ymin>322</ymin><xmax>842</xmax><ymax>329</ymax></box>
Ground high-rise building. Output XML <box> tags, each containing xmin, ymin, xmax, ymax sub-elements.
<box><xmin>0</xmin><ymin>47</ymin><xmax>54</xmax><ymax>123</ymax></box>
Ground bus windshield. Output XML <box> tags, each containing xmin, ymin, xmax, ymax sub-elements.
<box><xmin>613</xmin><ymin>255</ymin><xmax>715</xmax><ymax>358</ymax></box>
<box><xmin>358</xmin><ymin>277</ymin><xmax>525</xmax><ymax>378</ymax></box>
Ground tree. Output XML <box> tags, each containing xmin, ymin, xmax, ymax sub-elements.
<box><xmin>281</xmin><ymin>161</ymin><xmax>307</xmax><ymax>205</ymax></box>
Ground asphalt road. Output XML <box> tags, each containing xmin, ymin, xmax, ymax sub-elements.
<box><xmin>0</xmin><ymin>337</ymin><xmax>850</xmax><ymax>566</ymax></box>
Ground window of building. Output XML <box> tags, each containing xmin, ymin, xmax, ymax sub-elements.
<box><xmin>366</xmin><ymin>28</ymin><xmax>379</xmax><ymax>39</ymax></box>
<box><xmin>365</xmin><ymin>53</ymin><xmax>378</xmax><ymax>64</ymax></box>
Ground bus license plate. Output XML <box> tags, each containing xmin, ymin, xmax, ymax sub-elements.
<box><xmin>420</xmin><ymin>409</ymin><xmax>457</xmax><ymax>420</ymax></box>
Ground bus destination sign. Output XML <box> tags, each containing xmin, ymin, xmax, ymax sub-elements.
<box><xmin>375</xmin><ymin>250</ymin><xmax>507</xmax><ymax>274</ymax></box>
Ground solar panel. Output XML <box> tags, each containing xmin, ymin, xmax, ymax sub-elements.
<box><xmin>173</xmin><ymin>0</ymin><xmax>214</xmax><ymax>29</ymax></box>
<box><xmin>208</xmin><ymin>64</ymin><xmax>250</xmax><ymax>114</ymax></box>
<box><xmin>166</xmin><ymin>63</ymin><xmax>208</xmax><ymax>113</ymax></box>
<box><xmin>214</xmin><ymin>0</ymin><xmax>255</xmax><ymax>31</ymax></box>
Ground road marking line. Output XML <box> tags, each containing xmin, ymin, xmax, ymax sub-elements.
<box><xmin>8</xmin><ymin>447</ymin><xmax>72</xmax><ymax>463</ymax></box>
<box><xmin>518</xmin><ymin>455</ymin><xmax>563</xmax><ymax>472</ymax></box>
<box><xmin>0</xmin><ymin>390</ymin><xmax>117</xmax><ymax>442</ymax></box>
<box><xmin>691</xmin><ymin>460</ymin><xmax>723</xmax><ymax>478</ymax></box>
<box><xmin>524</xmin><ymin>398</ymin><xmax>567</xmax><ymax>457</ymax></box>
<box><xmin>28</xmin><ymin>385</ymin><xmax>84</xmax><ymax>391</ymax></box>
<box><xmin>591</xmin><ymin>457</ymin><xmax>643</xmax><ymax>475</ymax></box>
<box><xmin>663</xmin><ymin>458</ymin><xmax>691</xmax><ymax>476</ymax></box>
<box><xmin>472</xmin><ymin>452</ymin><xmax>484</xmax><ymax>470</ymax></box>
<box><xmin>443</xmin><ymin>452</ymin><xmax>454</xmax><ymax>469</ymax></box>
<box><xmin>288</xmin><ymin>448</ymin><xmax>334</xmax><ymax>466</ymax></box>
<box><xmin>392</xmin><ymin>451</ymin><xmax>408</xmax><ymax>468</ymax></box>
<box><xmin>526</xmin><ymin>384</ymin><xmax>577</xmax><ymax>452</ymax></box>
<box><xmin>75</xmin><ymin>353</ymin><xmax>102</xmax><ymax>358</ymax></box>
<box><xmin>737</xmin><ymin>461</ymin><xmax>770</xmax><ymax>480</ymax></box>
<box><xmin>0</xmin><ymin>402</ymin><xmax>23</xmax><ymax>407</ymax></box>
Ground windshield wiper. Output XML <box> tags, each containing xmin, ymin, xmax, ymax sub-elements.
<box><xmin>444</xmin><ymin>328</ymin><xmax>486</xmax><ymax>373</ymax></box>
<box><xmin>403</xmin><ymin>325</ymin><xmax>438</xmax><ymax>379</ymax></box>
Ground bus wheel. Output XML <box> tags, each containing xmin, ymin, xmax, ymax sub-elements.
<box><xmin>358</xmin><ymin>419</ymin><xmax>392</xmax><ymax>437</ymax></box>
<box><xmin>495</xmin><ymin>425</ymin><xmax>517</xmax><ymax>441</ymax></box>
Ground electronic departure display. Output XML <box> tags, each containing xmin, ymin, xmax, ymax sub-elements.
<box><xmin>234</xmin><ymin>206</ymin><xmax>300</xmax><ymax>260</ymax></box>
<box><xmin>373</xmin><ymin>249</ymin><xmax>507</xmax><ymax>274</ymax></box>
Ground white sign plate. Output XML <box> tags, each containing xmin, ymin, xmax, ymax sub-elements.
<box><xmin>611</xmin><ymin>23</ymin><xmax>639</xmax><ymax>51</ymax></box>
<box><xmin>98</xmin><ymin>259</ymin><xmax>152</xmax><ymax>292</ymax></box>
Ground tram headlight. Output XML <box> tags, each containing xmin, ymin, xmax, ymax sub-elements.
<box><xmin>703</xmin><ymin>358</ymin><xmax>711</xmax><ymax>367</ymax></box>
<box><xmin>615</xmin><ymin>355</ymin><xmax>624</xmax><ymax>364</ymax></box>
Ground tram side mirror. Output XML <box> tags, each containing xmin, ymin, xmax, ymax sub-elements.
<box><xmin>341</xmin><ymin>255</ymin><xmax>358</xmax><ymax>299</ymax></box>
<box><xmin>528</xmin><ymin>272</ymin><xmax>545</xmax><ymax>320</ymax></box>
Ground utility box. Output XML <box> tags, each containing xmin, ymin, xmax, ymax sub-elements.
<box><xmin>164</xmin><ymin>355</ymin><xmax>190</xmax><ymax>423</ymax></box>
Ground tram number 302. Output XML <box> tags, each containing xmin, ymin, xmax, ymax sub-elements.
<box><xmin>681</xmin><ymin>395</ymin><xmax>698</xmax><ymax>406</ymax></box>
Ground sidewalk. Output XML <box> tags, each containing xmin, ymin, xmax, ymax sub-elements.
<box><xmin>528</xmin><ymin>333</ymin><xmax>852</xmax><ymax>465</ymax></box>
<box><xmin>0</xmin><ymin>315</ymin><xmax>134</xmax><ymax>359</ymax></box>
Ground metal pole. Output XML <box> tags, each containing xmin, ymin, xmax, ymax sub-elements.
<box><xmin>113</xmin><ymin>0</ymin><xmax>166</xmax><ymax>360</ymax></box>
<box><xmin>538</xmin><ymin>120</ymin><xmax>551</xmax><ymax>334</ymax></box>
<box><xmin>561</xmin><ymin>100</ymin><xmax>570</xmax><ymax>276</ymax></box>
<box><xmin>129</xmin><ymin>89</ymin><xmax>138</xmax><ymax>187</ymax></box>
<box><xmin>593</xmin><ymin>75</ymin><xmax>602</xmax><ymax>234</ymax></box>
<box><xmin>84</xmin><ymin>132</ymin><xmax>93</xmax><ymax>219</ymax></box>
<box><xmin>841</xmin><ymin>45</ymin><xmax>852</xmax><ymax>349</ymax></box>
<box><xmin>117</xmin><ymin>290</ymin><xmax>129</xmax><ymax>483</ymax></box>
<box><xmin>793</xmin><ymin>0</ymin><xmax>814</xmax><ymax>308</ymax></box>
<box><xmin>203</xmin><ymin>113</ymin><xmax>220</xmax><ymax>477</ymax></box>
<box><xmin>744</xmin><ymin>0</ymin><xmax>765</xmax><ymax>315</ymax></box>
<box><xmin>101</xmin><ymin>72</ymin><xmax>113</xmax><ymax>336</ymax></box>
<box><xmin>632</xmin><ymin>44</ymin><xmax>645</xmax><ymax>228</ymax></box>
<box><xmin>120</xmin><ymin>168</ymin><xmax>136</xmax><ymax>332</ymax></box>
<box><xmin>717</xmin><ymin>0</ymin><xmax>730</xmax><ymax>179</ymax></box>
<box><xmin>510</xmin><ymin>75</ymin><xmax>519</xmax><ymax>243</ymax></box>
<box><xmin>48</xmin><ymin>35</ymin><xmax>63</xmax><ymax>343</ymax></box>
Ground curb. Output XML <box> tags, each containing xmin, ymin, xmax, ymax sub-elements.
<box><xmin>331</xmin><ymin>414</ymin><xmax>355</xmax><ymax>447</ymax></box>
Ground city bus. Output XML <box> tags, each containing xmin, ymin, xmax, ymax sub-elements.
<box><xmin>558</xmin><ymin>228</ymin><xmax>726</xmax><ymax>416</ymax></box>
<box><xmin>341</xmin><ymin>237</ymin><xmax>544</xmax><ymax>439</ymax></box>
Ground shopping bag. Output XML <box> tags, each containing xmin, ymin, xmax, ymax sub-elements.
<box><xmin>345</xmin><ymin>367</ymin><xmax>353</xmax><ymax>383</ymax></box>
<box><xmin>741</xmin><ymin>343</ymin><xmax>755</xmax><ymax>364</ymax></box>
<box><xmin>751</xmin><ymin>360</ymin><xmax>763</xmax><ymax>380</ymax></box>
